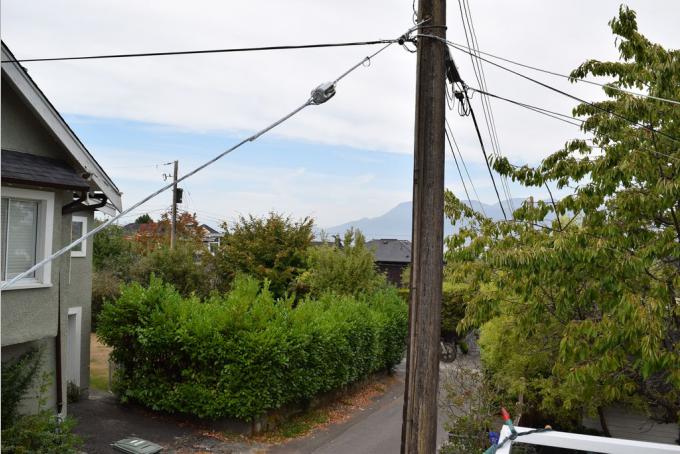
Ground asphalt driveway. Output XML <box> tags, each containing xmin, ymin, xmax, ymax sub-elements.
<box><xmin>71</xmin><ymin>358</ymin><xmax>458</xmax><ymax>453</ymax></box>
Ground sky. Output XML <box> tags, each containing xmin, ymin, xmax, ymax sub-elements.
<box><xmin>2</xmin><ymin>0</ymin><xmax>679</xmax><ymax>230</ymax></box>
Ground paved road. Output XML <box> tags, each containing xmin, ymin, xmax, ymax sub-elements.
<box><xmin>271</xmin><ymin>362</ymin><xmax>448</xmax><ymax>454</ymax></box>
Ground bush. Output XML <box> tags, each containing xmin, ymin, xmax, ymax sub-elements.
<box><xmin>1</xmin><ymin>412</ymin><xmax>81</xmax><ymax>454</ymax></box>
<box><xmin>98</xmin><ymin>276</ymin><xmax>408</xmax><ymax>420</ymax></box>
<box><xmin>298</xmin><ymin>229</ymin><xmax>388</xmax><ymax>298</ymax></box>
<box><xmin>1</xmin><ymin>350</ymin><xmax>81</xmax><ymax>453</ymax></box>
<box><xmin>91</xmin><ymin>270</ymin><xmax>122</xmax><ymax>332</ymax></box>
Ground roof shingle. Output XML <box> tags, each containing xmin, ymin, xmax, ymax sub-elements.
<box><xmin>2</xmin><ymin>149</ymin><xmax>90</xmax><ymax>191</ymax></box>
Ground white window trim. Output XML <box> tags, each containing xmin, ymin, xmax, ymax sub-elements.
<box><xmin>70</xmin><ymin>215</ymin><xmax>87</xmax><ymax>258</ymax></box>
<box><xmin>1</xmin><ymin>186</ymin><xmax>54</xmax><ymax>290</ymax></box>
<box><xmin>67</xmin><ymin>306</ymin><xmax>82</xmax><ymax>387</ymax></box>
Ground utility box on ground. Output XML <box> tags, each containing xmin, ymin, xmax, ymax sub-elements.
<box><xmin>112</xmin><ymin>438</ymin><xmax>162</xmax><ymax>454</ymax></box>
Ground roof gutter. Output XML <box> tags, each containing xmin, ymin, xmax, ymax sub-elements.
<box><xmin>62</xmin><ymin>191</ymin><xmax>108</xmax><ymax>215</ymax></box>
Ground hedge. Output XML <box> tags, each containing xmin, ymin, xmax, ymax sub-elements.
<box><xmin>97</xmin><ymin>276</ymin><xmax>408</xmax><ymax>420</ymax></box>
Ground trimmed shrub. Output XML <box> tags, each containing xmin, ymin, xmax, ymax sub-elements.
<box><xmin>98</xmin><ymin>276</ymin><xmax>407</xmax><ymax>420</ymax></box>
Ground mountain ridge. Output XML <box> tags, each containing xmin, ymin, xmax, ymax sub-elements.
<box><xmin>324</xmin><ymin>199</ymin><xmax>527</xmax><ymax>240</ymax></box>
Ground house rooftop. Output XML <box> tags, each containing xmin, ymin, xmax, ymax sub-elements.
<box><xmin>366</xmin><ymin>239</ymin><xmax>411</xmax><ymax>263</ymax></box>
<box><xmin>2</xmin><ymin>42</ymin><xmax>122</xmax><ymax>213</ymax></box>
<box><xmin>2</xmin><ymin>149</ymin><xmax>91</xmax><ymax>191</ymax></box>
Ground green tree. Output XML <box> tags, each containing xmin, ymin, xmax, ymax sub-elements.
<box><xmin>298</xmin><ymin>228</ymin><xmax>387</xmax><ymax>298</ymax></box>
<box><xmin>131</xmin><ymin>242</ymin><xmax>215</xmax><ymax>298</ymax></box>
<box><xmin>134</xmin><ymin>213</ymin><xmax>152</xmax><ymax>224</ymax></box>
<box><xmin>215</xmin><ymin>213</ymin><xmax>314</xmax><ymax>298</ymax></box>
<box><xmin>92</xmin><ymin>222</ymin><xmax>137</xmax><ymax>275</ymax></box>
<box><xmin>445</xmin><ymin>6</ymin><xmax>679</xmax><ymax>428</ymax></box>
<box><xmin>92</xmin><ymin>222</ymin><xmax>139</xmax><ymax>330</ymax></box>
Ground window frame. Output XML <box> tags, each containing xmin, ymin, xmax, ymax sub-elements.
<box><xmin>70</xmin><ymin>215</ymin><xmax>87</xmax><ymax>258</ymax></box>
<box><xmin>1</xmin><ymin>186</ymin><xmax>54</xmax><ymax>290</ymax></box>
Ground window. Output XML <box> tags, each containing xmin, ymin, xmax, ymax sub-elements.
<box><xmin>1</xmin><ymin>187</ymin><xmax>54</xmax><ymax>289</ymax></box>
<box><xmin>71</xmin><ymin>215</ymin><xmax>87</xmax><ymax>257</ymax></box>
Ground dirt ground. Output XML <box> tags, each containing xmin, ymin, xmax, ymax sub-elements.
<box><xmin>89</xmin><ymin>334</ymin><xmax>111</xmax><ymax>391</ymax></box>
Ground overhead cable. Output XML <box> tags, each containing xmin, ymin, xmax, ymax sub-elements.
<box><xmin>0</xmin><ymin>25</ymin><xmax>415</xmax><ymax>290</ymax></box>
<box><xmin>444</xmin><ymin>41</ymin><xmax>680</xmax><ymax>106</ymax></box>
<box><xmin>417</xmin><ymin>34</ymin><xmax>680</xmax><ymax>144</ymax></box>
<box><xmin>445</xmin><ymin>119</ymin><xmax>488</xmax><ymax>217</ymax></box>
<box><xmin>468</xmin><ymin>87</ymin><xmax>585</xmax><ymax>128</ymax></box>
<box><xmin>456</xmin><ymin>0</ymin><xmax>515</xmax><ymax>212</ymax></box>
<box><xmin>468</xmin><ymin>88</ymin><xmax>680</xmax><ymax>164</ymax></box>
<box><xmin>1</xmin><ymin>40</ymin><xmax>399</xmax><ymax>63</ymax></box>
<box><xmin>444</xmin><ymin>128</ymin><xmax>473</xmax><ymax>209</ymax></box>
<box><xmin>462</xmin><ymin>90</ymin><xmax>508</xmax><ymax>220</ymax></box>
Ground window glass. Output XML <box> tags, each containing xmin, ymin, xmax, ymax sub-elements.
<box><xmin>2</xmin><ymin>198</ymin><xmax>38</xmax><ymax>280</ymax></box>
<box><xmin>71</xmin><ymin>220</ymin><xmax>84</xmax><ymax>252</ymax></box>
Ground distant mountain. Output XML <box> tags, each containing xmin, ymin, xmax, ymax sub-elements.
<box><xmin>324</xmin><ymin>199</ymin><xmax>527</xmax><ymax>240</ymax></box>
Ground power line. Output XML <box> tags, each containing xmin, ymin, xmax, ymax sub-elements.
<box><xmin>469</xmin><ymin>87</ymin><xmax>680</xmax><ymax>164</ymax></box>
<box><xmin>419</xmin><ymin>34</ymin><xmax>680</xmax><ymax>145</ymax></box>
<box><xmin>445</xmin><ymin>118</ymin><xmax>488</xmax><ymax>217</ymax></box>
<box><xmin>443</xmin><ymin>41</ymin><xmax>680</xmax><ymax>106</ymax></box>
<box><xmin>468</xmin><ymin>87</ymin><xmax>585</xmax><ymax>127</ymax></box>
<box><xmin>463</xmin><ymin>89</ymin><xmax>508</xmax><ymax>221</ymax></box>
<box><xmin>457</xmin><ymin>0</ymin><xmax>515</xmax><ymax>212</ymax></box>
<box><xmin>1</xmin><ymin>40</ymin><xmax>398</xmax><ymax>63</ymax></box>
<box><xmin>444</xmin><ymin>128</ymin><xmax>473</xmax><ymax>208</ymax></box>
<box><xmin>0</xmin><ymin>26</ymin><xmax>408</xmax><ymax>290</ymax></box>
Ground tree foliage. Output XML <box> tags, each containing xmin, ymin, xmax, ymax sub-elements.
<box><xmin>133</xmin><ymin>211</ymin><xmax>204</xmax><ymax>252</ymax></box>
<box><xmin>215</xmin><ymin>213</ymin><xmax>314</xmax><ymax>298</ymax></box>
<box><xmin>445</xmin><ymin>6</ymin><xmax>679</xmax><ymax>425</ymax></box>
<box><xmin>130</xmin><ymin>242</ymin><xmax>216</xmax><ymax>298</ymax></box>
<box><xmin>134</xmin><ymin>213</ymin><xmax>152</xmax><ymax>224</ymax></box>
<box><xmin>298</xmin><ymin>228</ymin><xmax>387</xmax><ymax>298</ymax></box>
<box><xmin>92</xmin><ymin>222</ymin><xmax>137</xmax><ymax>275</ymax></box>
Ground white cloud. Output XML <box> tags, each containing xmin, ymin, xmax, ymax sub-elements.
<box><xmin>3</xmin><ymin>0</ymin><xmax>679</xmax><ymax>225</ymax></box>
<box><xmin>4</xmin><ymin>0</ymin><xmax>679</xmax><ymax>160</ymax></box>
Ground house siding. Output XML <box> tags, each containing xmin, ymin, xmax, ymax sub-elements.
<box><xmin>1</xmin><ymin>79</ymin><xmax>95</xmax><ymax>411</ymax></box>
<box><xmin>1</xmin><ymin>338</ymin><xmax>59</xmax><ymax>413</ymax></box>
<box><xmin>1</xmin><ymin>77</ymin><xmax>64</xmax><ymax>160</ymax></box>
<box><xmin>1</xmin><ymin>188</ymin><xmax>69</xmax><ymax>346</ymax></box>
<box><xmin>376</xmin><ymin>261</ymin><xmax>408</xmax><ymax>287</ymax></box>
<box><xmin>63</xmin><ymin>210</ymin><xmax>94</xmax><ymax>393</ymax></box>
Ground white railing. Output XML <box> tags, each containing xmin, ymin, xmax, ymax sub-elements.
<box><xmin>495</xmin><ymin>425</ymin><xmax>680</xmax><ymax>454</ymax></box>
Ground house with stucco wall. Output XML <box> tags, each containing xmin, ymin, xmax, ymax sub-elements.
<box><xmin>1</xmin><ymin>42</ymin><xmax>122</xmax><ymax>416</ymax></box>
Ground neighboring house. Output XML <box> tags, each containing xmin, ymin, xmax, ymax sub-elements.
<box><xmin>200</xmin><ymin>223</ymin><xmax>223</xmax><ymax>253</ymax></box>
<box><xmin>366</xmin><ymin>239</ymin><xmax>411</xmax><ymax>287</ymax></box>
<box><xmin>1</xmin><ymin>43</ymin><xmax>122</xmax><ymax>416</ymax></box>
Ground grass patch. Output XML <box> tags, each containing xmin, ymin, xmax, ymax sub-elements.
<box><xmin>89</xmin><ymin>334</ymin><xmax>111</xmax><ymax>391</ymax></box>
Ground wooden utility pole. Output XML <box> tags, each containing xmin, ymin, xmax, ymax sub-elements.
<box><xmin>170</xmin><ymin>160</ymin><xmax>178</xmax><ymax>249</ymax></box>
<box><xmin>401</xmin><ymin>0</ymin><xmax>447</xmax><ymax>452</ymax></box>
